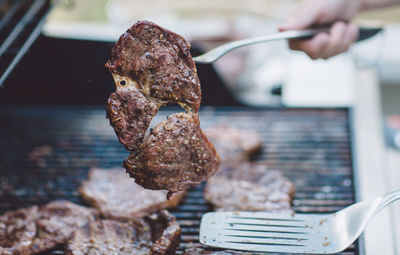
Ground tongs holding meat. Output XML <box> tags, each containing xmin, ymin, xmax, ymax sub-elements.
<box><xmin>193</xmin><ymin>23</ymin><xmax>382</xmax><ymax>64</ymax></box>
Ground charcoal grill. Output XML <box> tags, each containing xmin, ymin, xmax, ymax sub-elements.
<box><xmin>0</xmin><ymin>106</ymin><xmax>360</xmax><ymax>254</ymax></box>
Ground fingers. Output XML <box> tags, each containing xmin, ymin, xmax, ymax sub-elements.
<box><xmin>287</xmin><ymin>22</ymin><xmax>359</xmax><ymax>60</ymax></box>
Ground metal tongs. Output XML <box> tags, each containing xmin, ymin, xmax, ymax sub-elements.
<box><xmin>193</xmin><ymin>23</ymin><xmax>383</xmax><ymax>64</ymax></box>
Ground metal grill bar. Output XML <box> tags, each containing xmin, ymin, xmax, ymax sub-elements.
<box><xmin>0</xmin><ymin>1</ymin><xmax>25</xmax><ymax>32</ymax></box>
<box><xmin>0</xmin><ymin>0</ymin><xmax>52</xmax><ymax>87</ymax></box>
<box><xmin>0</xmin><ymin>107</ymin><xmax>359</xmax><ymax>254</ymax></box>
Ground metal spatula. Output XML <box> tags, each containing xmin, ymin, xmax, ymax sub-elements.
<box><xmin>193</xmin><ymin>23</ymin><xmax>383</xmax><ymax>64</ymax></box>
<box><xmin>199</xmin><ymin>189</ymin><xmax>400</xmax><ymax>254</ymax></box>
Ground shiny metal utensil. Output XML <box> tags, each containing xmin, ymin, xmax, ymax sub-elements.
<box><xmin>193</xmin><ymin>24</ymin><xmax>383</xmax><ymax>64</ymax></box>
<box><xmin>199</xmin><ymin>189</ymin><xmax>400</xmax><ymax>254</ymax></box>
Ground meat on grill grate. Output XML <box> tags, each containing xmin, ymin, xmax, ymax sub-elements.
<box><xmin>66</xmin><ymin>210</ymin><xmax>180</xmax><ymax>255</ymax></box>
<box><xmin>203</xmin><ymin>126</ymin><xmax>294</xmax><ymax>213</ymax></box>
<box><xmin>204</xmin><ymin>163</ymin><xmax>295</xmax><ymax>212</ymax></box>
<box><xmin>31</xmin><ymin>200</ymin><xmax>100</xmax><ymax>254</ymax></box>
<box><xmin>0</xmin><ymin>206</ymin><xmax>38</xmax><ymax>255</ymax></box>
<box><xmin>0</xmin><ymin>201</ymin><xmax>99</xmax><ymax>254</ymax></box>
<box><xmin>205</xmin><ymin>125</ymin><xmax>262</xmax><ymax>164</ymax></box>
<box><xmin>79</xmin><ymin>168</ymin><xmax>186</xmax><ymax>221</ymax></box>
<box><xmin>105</xmin><ymin>20</ymin><xmax>220</xmax><ymax>192</ymax></box>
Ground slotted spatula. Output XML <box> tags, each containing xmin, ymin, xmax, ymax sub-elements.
<box><xmin>199</xmin><ymin>189</ymin><xmax>400</xmax><ymax>254</ymax></box>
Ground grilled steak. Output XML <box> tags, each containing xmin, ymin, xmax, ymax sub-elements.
<box><xmin>204</xmin><ymin>163</ymin><xmax>294</xmax><ymax>212</ymax></box>
<box><xmin>105</xmin><ymin>20</ymin><xmax>220</xmax><ymax>192</ymax></box>
<box><xmin>80</xmin><ymin>168</ymin><xmax>185</xmax><ymax>220</ymax></box>
<box><xmin>182</xmin><ymin>248</ymin><xmax>243</xmax><ymax>255</ymax></box>
<box><xmin>105</xmin><ymin>20</ymin><xmax>201</xmax><ymax>111</ymax></box>
<box><xmin>66</xmin><ymin>210</ymin><xmax>180</xmax><ymax>255</ymax></box>
<box><xmin>0</xmin><ymin>206</ymin><xmax>38</xmax><ymax>255</ymax></box>
<box><xmin>0</xmin><ymin>201</ymin><xmax>99</xmax><ymax>254</ymax></box>
<box><xmin>124</xmin><ymin>112</ymin><xmax>220</xmax><ymax>192</ymax></box>
<box><xmin>203</xmin><ymin>126</ymin><xmax>294</xmax><ymax>212</ymax></box>
<box><xmin>205</xmin><ymin>125</ymin><xmax>262</xmax><ymax>164</ymax></box>
<box><xmin>31</xmin><ymin>200</ymin><xmax>99</xmax><ymax>253</ymax></box>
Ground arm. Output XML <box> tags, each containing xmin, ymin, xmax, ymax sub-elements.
<box><xmin>279</xmin><ymin>0</ymin><xmax>400</xmax><ymax>60</ymax></box>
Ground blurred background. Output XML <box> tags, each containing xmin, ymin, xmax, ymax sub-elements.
<box><xmin>1</xmin><ymin>1</ymin><xmax>400</xmax><ymax>253</ymax></box>
<box><xmin>41</xmin><ymin>0</ymin><xmax>400</xmax><ymax>110</ymax></box>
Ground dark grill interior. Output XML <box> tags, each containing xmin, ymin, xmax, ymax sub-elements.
<box><xmin>0</xmin><ymin>106</ymin><xmax>358</xmax><ymax>254</ymax></box>
<box><xmin>0</xmin><ymin>0</ymin><xmax>52</xmax><ymax>87</ymax></box>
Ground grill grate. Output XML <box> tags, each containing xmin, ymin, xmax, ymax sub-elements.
<box><xmin>0</xmin><ymin>0</ymin><xmax>52</xmax><ymax>87</ymax></box>
<box><xmin>0</xmin><ymin>106</ymin><xmax>358</xmax><ymax>254</ymax></box>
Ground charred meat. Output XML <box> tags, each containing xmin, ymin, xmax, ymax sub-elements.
<box><xmin>107</xmin><ymin>90</ymin><xmax>161</xmax><ymax>151</ymax></box>
<box><xmin>80</xmin><ymin>168</ymin><xmax>185</xmax><ymax>221</ymax></box>
<box><xmin>105</xmin><ymin>20</ymin><xmax>201</xmax><ymax>111</ymax></box>
<box><xmin>204</xmin><ymin>163</ymin><xmax>294</xmax><ymax>212</ymax></box>
<box><xmin>125</xmin><ymin>112</ymin><xmax>220</xmax><ymax>192</ymax></box>
<box><xmin>31</xmin><ymin>200</ymin><xmax>100</xmax><ymax>253</ymax></box>
<box><xmin>105</xmin><ymin>20</ymin><xmax>220</xmax><ymax>192</ymax></box>
<box><xmin>66</xmin><ymin>210</ymin><xmax>180</xmax><ymax>255</ymax></box>
<box><xmin>0</xmin><ymin>206</ymin><xmax>38</xmax><ymax>255</ymax></box>
<box><xmin>0</xmin><ymin>201</ymin><xmax>100</xmax><ymax>254</ymax></box>
<box><xmin>204</xmin><ymin>126</ymin><xmax>294</xmax><ymax>212</ymax></box>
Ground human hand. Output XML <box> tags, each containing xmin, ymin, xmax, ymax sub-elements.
<box><xmin>279</xmin><ymin>0</ymin><xmax>361</xmax><ymax>60</ymax></box>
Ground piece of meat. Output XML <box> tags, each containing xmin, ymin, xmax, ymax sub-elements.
<box><xmin>0</xmin><ymin>201</ymin><xmax>100</xmax><ymax>254</ymax></box>
<box><xmin>182</xmin><ymin>248</ymin><xmax>244</xmax><ymax>255</ymax></box>
<box><xmin>66</xmin><ymin>210</ymin><xmax>180</xmax><ymax>255</ymax></box>
<box><xmin>125</xmin><ymin>112</ymin><xmax>220</xmax><ymax>192</ymax></box>
<box><xmin>107</xmin><ymin>89</ymin><xmax>161</xmax><ymax>151</ymax></box>
<box><xmin>80</xmin><ymin>168</ymin><xmax>186</xmax><ymax>221</ymax></box>
<box><xmin>204</xmin><ymin>163</ymin><xmax>294</xmax><ymax>213</ymax></box>
<box><xmin>205</xmin><ymin>125</ymin><xmax>262</xmax><ymax>164</ymax></box>
<box><xmin>146</xmin><ymin>210</ymin><xmax>181</xmax><ymax>255</ymax></box>
<box><xmin>106</xmin><ymin>20</ymin><xmax>201</xmax><ymax>111</ymax></box>
<box><xmin>105</xmin><ymin>20</ymin><xmax>220</xmax><ymax>192</ymax></box>
<box><xmin>0</xmin><ymin>206</ymin><xmax>38</xmax><ymax>255</ymax></box>
<box><xmin>30</xmin><ymin>200</ymin><xmax>99</xmax><ymax>253</ymax></box>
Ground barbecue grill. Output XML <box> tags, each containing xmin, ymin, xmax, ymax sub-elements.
<box><xmin>0</xmin><ymin>1</ymin><xmax>362</xmax><ymax>254</ymax></box>
<box><xmin>0</xmin><ymin>106</ymin><xmax>360</xmax><ymax>254</ymax></box>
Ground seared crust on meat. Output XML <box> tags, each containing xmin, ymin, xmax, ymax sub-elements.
<box><xmin>148</xmin><ymin>210</ymin><xmax>181</xmax><ymax>255</ymax></box>
<box><xmin>66</xmin><ymin>210</ymin><xmax>180</xmax><ymax>255</ymax></box>
<box><xmin>107</xmin><ymin>89</ymin><xmax>161</xmax><ymax>151</ymax></box>
<box><xmin>106</xmin><ymin>20</ymin><xmax>201</xmax><ymax>111</ymax></box>
<box><xmin>79</xmin><ymin>168</ymin><xmax>185</xmax><ymax>221</ymax></box>
<box><xmin>0</xmin><ymin>206</ymin><xmax>38</xmax><ymax>255</ymax></box>
<box><xmin>125</xmin><ymin>112</ymin><xmax>220</xmax><ymax>192</ymax></box>
<box><xmin>105</xmin><ymin>20</ymin><xmax>220</xmax><ymax>192</ymax></box>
